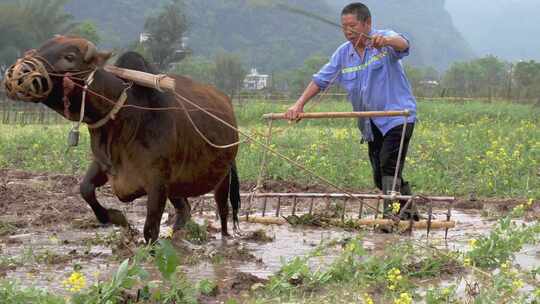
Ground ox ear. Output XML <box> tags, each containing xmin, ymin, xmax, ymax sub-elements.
<box><xmin>92</xmin><ymin>51</ymin><xmax>113</xmax><ymax>67</ymax></box>
<box><xmin>83</xmin><ymin>41</ymin><xmax>112</xmax><ymax>66</ymax></box>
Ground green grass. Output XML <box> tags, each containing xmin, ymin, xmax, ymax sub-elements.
<box><xmin>1</xmin><ymin>99</ymin><xmax>539</xmax><ymax>198</ymax></box>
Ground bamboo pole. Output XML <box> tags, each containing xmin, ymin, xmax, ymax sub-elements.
<box><xmin>244</xmin><ymin>216</ymin><xmax>456</xmax><ymax>230</ymax></box>
<box><xmin>263</xmin><ymin>110</ymin><xmax>409</xmax><ymax>120</ymax></box>
<box><xmin>104</xmin><ymin>65</ymin><xmax>176</xmax><ymax>92</ymax></box>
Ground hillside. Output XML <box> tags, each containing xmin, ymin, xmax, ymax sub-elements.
<box><xmin>65</xmin><ymin>0</ymin><xmax>474</xmax><ymax>71</ymax></box>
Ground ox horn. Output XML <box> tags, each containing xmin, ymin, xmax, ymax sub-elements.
<box><xmin>84</xmin><ymin>41</ymin><xmax>97</xmax><ymax>62</ymax></box>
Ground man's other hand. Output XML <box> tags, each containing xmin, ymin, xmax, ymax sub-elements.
<box><xmin>370</xmin><ymin>34</ymin><xmax>388</xmax><ymax>49</ymax></box>
<box><xmin>284</xmin><ymin>103</ymin><xmax>304</xmax><ymax>121</ymax></box>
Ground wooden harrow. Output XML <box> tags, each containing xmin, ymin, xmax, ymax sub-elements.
<box><xmin>195</xmin><ymin>192</ymin><xmax>456</xmax><ymax>238</ymax></box>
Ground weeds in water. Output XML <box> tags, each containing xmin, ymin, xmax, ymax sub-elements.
<box><xmin>0</xmin><ymin>221</ymin><xmax>16</xmax><ymax>236</ymax></box>
<box><xmin>0</xmin><ymin>280</ymin><xmax>65</xmax><ymax>304</ymax></box>
<box><xmin>425</xmin><ymin>285</ymin><xmax>459</xmax><ymax>304</ymax></box>
<box><xmin>0</xmin><ymin>240</ymin><xmax>216</xmax><ymax>304</ymax></box>
<box><xmin>465</xmin><ymin>201</ymin><xmax>540</xmax><ymax>268</ymax></box>
<box><xmin>184</xmin><ymin>220</ymin><xmax>208</xmax><ymax>244</ymax></box>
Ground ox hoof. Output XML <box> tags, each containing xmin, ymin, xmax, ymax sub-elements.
<box><xmin>107</xmin><ymin>209</ymin><xmax>129</xmax><ymax>227</ymax></box>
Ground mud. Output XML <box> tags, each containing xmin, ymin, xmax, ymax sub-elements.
<box><xmin>0</xmin><ymin>169</ymin><xmax>538</xmax><ymax>303</ymax></box>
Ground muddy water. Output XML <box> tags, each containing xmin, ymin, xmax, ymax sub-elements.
<box><xmin>1</xmin><ymin>170</ymin><xmax>538</xmax><ymax>300</ymax></box>
<box><xmin>3</xmin><ymin>204</ymin><xmax>537</xmax><ymax>297</ymax></box>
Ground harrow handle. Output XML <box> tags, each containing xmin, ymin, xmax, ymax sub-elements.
<box><xmin>263</xmin><ymin>110</ymin><xmax>409</xmax><ymax>120</ymax></box>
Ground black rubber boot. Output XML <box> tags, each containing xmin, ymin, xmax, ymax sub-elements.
<box><xmin>377</xmin><ymin>176</ymin><xmax>399</xmax><ymax>233</ymax></box>
<box><xmin>399</xmin><ymin>181</ymin><xmax>421</xmax><ymax>221</ymax></box>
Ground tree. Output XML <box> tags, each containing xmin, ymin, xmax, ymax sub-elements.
<box><xmin>274</xmin><ymin>55</ymin><xmax>328</xmax><ymax>95</ymax></box>
<box><xmin>143</xmin><ymin>0</ymin><xmax>188</xmax><ymax>70</ymax></box>
<box><xmin>170</xmin><ymin>56</ymin><xmax>216</xmax><ymax>85</ymax></box>
<box><xmin>214</xmin><ymin>52</ymin><xmax>246</xmax><ymax>98</ymax></box>
<box><xmin>70</xmin><ymin>21</ymin><xmax>101</xmax><ymax>45</ymax></box>
<box><xmin>18</xmin><ymin>0</ymin><xmax>75</xmax><ymax>44</ymax></box>
<box><xmin>442</xmin><ymin>55</ymin><xmax>508</xmax><ymax>98</ymax></box>
<box><xmin>0</xmin><ymin>0</ymin><xmax>74</xmax><ymax>73</ymax></box>
<box><xmin>513</xmin><ymin>60</ymin><xmax>540</xmax><ymax>100</ymax></box>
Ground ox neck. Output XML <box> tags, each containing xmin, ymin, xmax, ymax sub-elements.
<box><xmin>81</xmin><ymin>69</ymin><xmax>129</xmax><ymax>127</ymax></box>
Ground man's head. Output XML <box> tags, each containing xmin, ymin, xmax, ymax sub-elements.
<box><xmin>341</xmin><ymin>2</ymin><xmax>372</xmax><ymax>45</ymax></box>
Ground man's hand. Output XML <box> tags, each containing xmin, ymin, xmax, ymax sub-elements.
<box><xmin>371</xmin><ymin>34</ymin><xmax>409</xmax><ymax>52</ymax></box>
<box><xmin>370</xmin><ymin>34</ymin><xmax>388</xmax><ymax>49</ymax></box>
<box><xmin>284</xmin><ymin>102</ymin><xmax>305</xmax><ymax>121</ymax></box>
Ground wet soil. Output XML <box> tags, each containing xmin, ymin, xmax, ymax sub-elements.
<box><xmin>0</xmin><ymin>169</ymin><xmax>538</xmax><ymax>303</ymax></box>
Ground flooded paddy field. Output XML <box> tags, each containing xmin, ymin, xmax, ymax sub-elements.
<box><xmin>1</xmin><ymin>169</ymin><xmax>538</xmax><ymax>303</ymax></box>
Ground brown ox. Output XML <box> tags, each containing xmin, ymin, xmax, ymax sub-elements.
<box><xmin>5</xmin><ymin>36</ymin><xmax>241</xmax><ymax>243</ymax></box>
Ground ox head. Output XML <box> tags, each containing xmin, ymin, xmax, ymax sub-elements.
<box><xmin>4</xmin><ymin>35</ymin><xmax>112</xmax><ymax>103</ymax></box>
<box><xmin>34</xmin><ymin>35</ymin><xmax>112</xmax><ymax>74</ymax></box>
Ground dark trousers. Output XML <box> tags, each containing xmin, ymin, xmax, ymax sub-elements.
<box><xmin>367</xmin><ymin>120</ymin><xmax>414</xmax><ymax>191</ymax></box>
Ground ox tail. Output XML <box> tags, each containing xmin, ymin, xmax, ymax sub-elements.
<box><xmin>229</xmin><ymin>162</ymin><xmax>241</xmax><ymax>230</ymax></box>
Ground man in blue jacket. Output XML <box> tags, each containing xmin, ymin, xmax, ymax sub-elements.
<box><xmin>285</xmin><ymin>2</ymin><xmax>418</xmax><ymax>221</ymax></box>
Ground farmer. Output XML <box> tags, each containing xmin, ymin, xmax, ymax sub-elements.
<box><xmin>284</xmin><ymin>2</ymin><xmax>418</xmax><ymax>221</ymax></box>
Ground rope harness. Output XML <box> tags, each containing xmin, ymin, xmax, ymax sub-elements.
<box><xmin>5</xmin><ymin>53</ymin><xmax>132</xmax><ymax>133</ymax></box>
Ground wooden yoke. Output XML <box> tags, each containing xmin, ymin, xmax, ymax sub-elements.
<box><xmin>104</xmin><ymin>65</ymin><xmax>176</xmax><ymax>92</ymax></box>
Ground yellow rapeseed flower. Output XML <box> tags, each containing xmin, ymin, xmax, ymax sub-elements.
<box><xmin>164</xmin><ymin>227</ymin><xmax>174</xmax><ymax>238</ymax></box>
<box><xmin>512</xmin><ymin>279</ymin><xmax>524</xmax><ymax>290</ymax></box>
<box><xmin>513</xmin><ymin>204</ymin><xmax>525</xmax><ymax>213</ymax></box>
<box><xmin>468</xmin><ymin>239</ymin><xmax>477</xmax><ymax>248</ymax></box>
<box><xmin>391</xmin><ymin>202</ymin><xmax>401</xmax><ymax>214</ymax></box>
<box><xmin>394</xmin><ymin>292</ymin><xmax>413</xmax><ymax>304</ymax></box>
<box><xmin>62</xmin><ymin>271</ymin><xmax>87</xmax><ymax>293</ymax></box>
<box><xmin>362</xmin><ymin>293</ymin><xmax>374</xmax><ymax>304</ymax></box>
<box><xmin>500</xmin><ymin>262</ymin><xmax>510</xmax><ymax>272</ymax></box>
<box><xmin>463</xmin><ymin>257</ymin><xmax>472</xmax><ymax>267</ymax></box>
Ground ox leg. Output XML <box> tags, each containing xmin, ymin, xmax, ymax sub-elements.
<box><xmin>214</xmin><ymin>176</ymin><xmax>230</xmax><ymax>237</ymax></box>
<box><xmin>80</xmin><ymin>161</ymin><xmax>129</xmax><ymax>227</ymax></box>
<box><xmin>144</xmin><ymin>184</ymin><xmax>167</xmax><ymax>244</ymax></box>
<box><xmin>80</xmin><ymin>161</ymin><xmax>110</xmax><ymax>224</ymax></box>
<box><xmin>169</xmin><ymin>197</ymin><xmax>191</xmax><ymax>230</ymax></box>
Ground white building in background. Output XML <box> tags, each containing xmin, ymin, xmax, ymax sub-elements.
<box><xmin>243</xmin><ymin>68</ymin><xmax>270</xmax><ymax>90</ymax></box>
<box><xmin>139</xmin><ymin>32</ymin><xmax>150</xmax><ymax>43</ymax></box>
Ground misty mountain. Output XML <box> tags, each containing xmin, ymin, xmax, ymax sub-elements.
<box><xmin>65</xmin><ymin>0</ymin><xmax>474</xmax><ymax>71</ymax></box>
<box><xmin>325</xmin><ymin>0</ymin><xmax>474</xmax><ymax>69</ymax></box>
<box><xmin>445</xmin><ymin>0</ymin><xmax>540</xmax><ymax>61</ymax></box>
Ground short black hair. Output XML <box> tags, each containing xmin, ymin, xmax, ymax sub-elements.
<box><xmin>341</xmin><ymin>2</ymin><xmax>371</xmax><ymax>22</ymax></box>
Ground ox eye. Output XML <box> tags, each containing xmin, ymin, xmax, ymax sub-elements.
<box><xmin>64</xmin><ymin>54</ymin><xmax>76</xmax><ymax>62</ymax></box>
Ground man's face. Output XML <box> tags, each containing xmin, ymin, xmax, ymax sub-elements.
<box><xmin>341</xmin><ymin>14</ymin><xmax>371</xmax><ymax>46</ymax></box>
